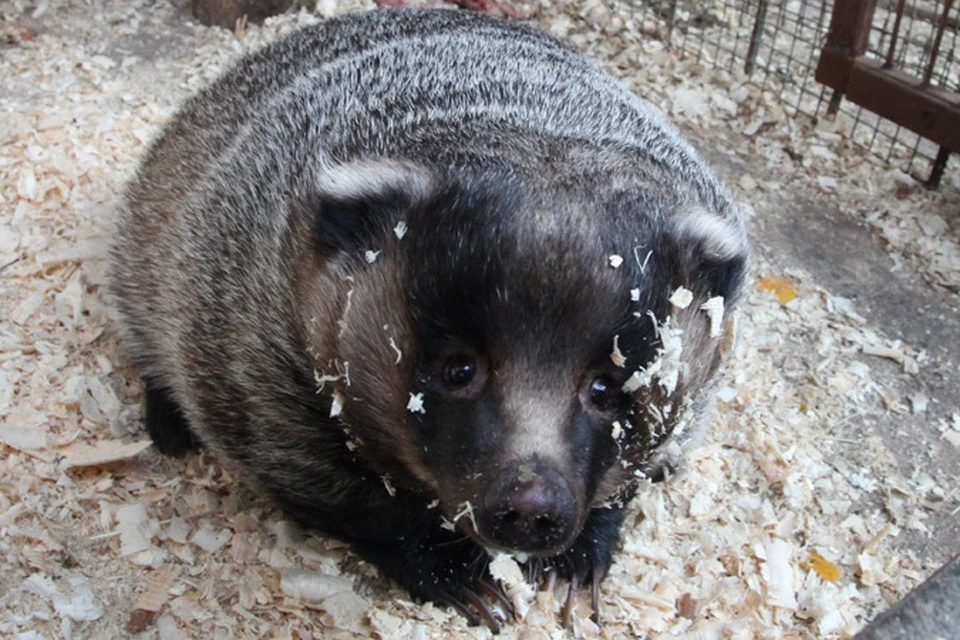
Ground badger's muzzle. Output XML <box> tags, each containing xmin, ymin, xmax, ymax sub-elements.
<box><xmin>477</xmin><ymin>459</ymin><xmax>578</xmax><ymax>554</ymax></box>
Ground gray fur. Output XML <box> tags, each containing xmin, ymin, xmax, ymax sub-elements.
<box><xmin>110</xmin><ymin>7</ymin><xmax>747</xmax><ymax>609</ymax></box>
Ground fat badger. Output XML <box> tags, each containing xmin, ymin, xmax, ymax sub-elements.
<box><xmin>109</xmin><ymin>7</ymin><xmax>747</xmax><ymax>628</ymax></box>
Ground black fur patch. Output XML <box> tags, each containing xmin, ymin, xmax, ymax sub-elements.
<box><xmin>143</xmin><ymin>379</ymin><xmax>201</xmax><ymax>457</ymax></box>
<box><xmin>683</xmin><ymin>238</ymin><xmax>748</xmax><ymax>302</ymax></box>
<box><xmin>309</xmin><ymin>177</ymin><xmax>424</xmax><ymax>258</ymax></box>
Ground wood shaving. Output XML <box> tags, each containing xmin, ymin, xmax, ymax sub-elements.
<box><xmin>489</xmin><ymin>552</ymin><xmax>537</xmax><ymax>619</ymax></box>
<box><xmin>115</xmin><ymin>503</ymin><xmax>154</xmax><ymax>557</ymax></box>
<box><xmin>406</xmin><ymin>392</ymin><xmax>425</xmax><ymax>414</ymax></box>
<box><xmin>22</xmin><ymin>574</ymin><xmax>104</xmax><ymax>623</ymax></box>
<box><xmin>635</xmin><ymin>247</ymin><xmax>653</xmax><ymax>272</ymax></box>
<box><xmin>381</xmin><ymin>475</ymin><xmax>397</xmax><ymax>497</ymax></box>
<box><xmin>320</xmin><ymin>591</ymin><xmax>371</xmax><ymax>633</ymax></box>
<box><xmin>336</xmin><ymin>288</ymin><xmax>354</xmax><ymax>337</ymax></box>
<box><xmin>611</xmin><ymin>420</ymin><xmax>623</xmax><ymax>440</ymax></box>
<box><xmin>762</xmin><ymin>539</ymin><xmax>799</xmax><ymax>610</ymax></box>
<box><xmin>0</xmin><ymin>425</ymin><xmax>48</xmax><ymax>450</ymax></box>
<box><xmin>59</xmin><ymin>439</ymin><xmax>153</xmax><ymax>470</ymax></box>
<box><xmin>131</xmin><ymin>565</ymin><xmax>178</xmax><ymax>613</ymax></box>
<box><xmin>190</xmin><ymin>526</ymin><xmax>232</xmax><ymax>553</ymax></box>
<box><xmin>313</xmin><ymin>369</ymin><xmax>342</xmax><ymax>392</ymax></box>
<box><xmin>623</xmin><ymin>369</ymin><xmax>648</xmax><ymax>393</ymax></box>
<box><xmin>649</xmin><ymin>315</ymin><xmax>684</xmax><ymax>397</ymax></box>
<box><xmin>388</xmin><ymin>336</ymin><xmax>402</xmax><ymax>364</ymax></box>
<box><xmin>279</xmin><ymin>570</ymin><xmax>354</xmax><ymax>602</ymax></box>
<box><xmin>700</xmin><ymin>295</ymin><xmax>725</xmax><ymax>338</ymax></box>
<box><xmin>329</xmin><ymin>389</ymin><xmax>345</xmax><ymax>417</ymax></box>
<box><xmin>668</xmin><ymin>286</ymin><xmax>694</xmax><ymax>309</ymax></box>
<box><xmin>488</xmin><ymin>552</ymin><xmax>524</xmax><ymax>586</ymax></box>
<box><xmin>610</xmin><ymin>334</ymin><xmax>626</xmax><ymax>367</ymax></box>
<box><xmin>451</xmin><ymin>501</ymin><xmax>478</xmax><ymax>532</ymax></box>
<box><xmin>862</xmin><ymin>344</ymin><xmax>921</xmax><ymax>374</ymax></box>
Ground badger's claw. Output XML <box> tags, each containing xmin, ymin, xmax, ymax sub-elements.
<box><xmin>437</xmin><ymin>579</ymin><xmax>515</xmax><ymax>632</ymax></box>
<box><xmin>478</xmin><ymin>579</ymin><xmax>516</xmax><ymax>621</ymax></box>
<box><xmin>561</xmin><ymin>574</ymin><xmax>579</xmax><ymax>628</ymax></box>
<box><xmin>462</xmin><ymin>588</ymin><xmax>501</xmax><ymax>633</ymax></box>
<box><xmin>527</xmin><ymin>505</ymin><xmax>626</xmax><ymax>627</ymax></box>
<box><xmin>541</xmin><ymin>567</ymin><xmax>557</xmax><ymax>594</ymax></box>
<box><xmin>591</xmin><ymin>566</ymin><xmax>602</xmax><ymax>624</ymax></box>
<box><xmin>439</xmin><ymin>593</ymin><xmax>482</xmax><ymax>628</ymax></box>
<box><xmin>551</xmin><ymin>565</ymin><xmax>603</xmax><ymax>627</ymax></box>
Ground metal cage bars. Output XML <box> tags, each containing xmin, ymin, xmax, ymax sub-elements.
<box><xmin>626</xmin><ymin>0</ymin><xmax>959</xmax><ymax>185</ymax></box>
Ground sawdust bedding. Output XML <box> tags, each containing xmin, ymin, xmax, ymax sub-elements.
<box><xmin>2</xmin><ymin>0</ymin><xmax>959</xmax><ymax>638</ymax></box>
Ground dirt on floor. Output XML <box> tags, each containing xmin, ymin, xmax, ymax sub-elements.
<box><xmin>1</xmin><ymin>1</ymin><xmax>958</xmax><ymax>639</ymax></box>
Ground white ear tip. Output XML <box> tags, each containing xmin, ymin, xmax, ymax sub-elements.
<box><xmin>675</xmin><ymin>206</ymin><xmax>747</xmax><ymax>262</ymax></box>
<box><xmin>317</xmin><ymin>159</ymin><xmax>434</xmax><ymax>202</ymax></box>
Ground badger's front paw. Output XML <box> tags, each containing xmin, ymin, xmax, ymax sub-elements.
<box><xmin>356</xmin><ymin>504</ymin><xmax>625</xmax><ymax>630</ymax></box>
<box><xmin>527</xmin><ymin>504</ymin><xmax>626</xmax><ymax>625</ymax></box>
<box><xmin>359</xmin><ymin>532</ymin><xmax>513</xmax><ymax>631</ymax></box>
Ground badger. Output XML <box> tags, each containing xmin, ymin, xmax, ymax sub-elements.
<box><xmin>109</xmin><ymin>7</ymin><xmax>747</xmax><ymax>628</ymax></box>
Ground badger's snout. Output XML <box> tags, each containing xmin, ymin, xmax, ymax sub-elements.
<box><xmin>478</xmin><ymin>460</ymin><xmax>579</xmax><ymax>554</ymax></box>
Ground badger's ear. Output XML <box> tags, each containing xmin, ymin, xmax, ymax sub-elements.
<box><xmin>670</xmin><ymin>205</ymin><xmax>748</xmax><ymax>302</ymax></box>
<box><xmin>310</xmin><ymin>159</ymin><xmax>435</xmax><ymax>255</ymax></box>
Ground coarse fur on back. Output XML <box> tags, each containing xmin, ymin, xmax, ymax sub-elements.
<box><xmin>109</xmin><ymin>7</ymin><xmax>747</xmax><ymax>627</ymax></box>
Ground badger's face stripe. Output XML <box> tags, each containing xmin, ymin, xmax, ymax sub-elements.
<box><xmin>500</xmin><ymin>385</ymin><xmax>572</xmax><ymax>466</ymax></box>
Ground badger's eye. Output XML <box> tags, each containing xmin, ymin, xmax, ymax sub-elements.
<box><xmin>585</xmin><ymin>375</ymin><xmax>620</xmax><ymax>412</ymax></box>
<box><xmin>442</xmin><ymin>354</ymin><xmax>477</xmax><ymax>389</ymax></box>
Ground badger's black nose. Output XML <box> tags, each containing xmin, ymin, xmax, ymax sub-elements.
<box><xmin>479</xmin><ymin>461</ymin><xmax>578</xmax><ymax>553</ymax></box>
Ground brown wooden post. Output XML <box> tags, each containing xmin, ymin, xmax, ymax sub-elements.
<box><xmin>814</xmin><ymin>0</ymin><xmax>878</xmax><ymax>89</ymax></box>
<box><xmin>823</xmin><ymin>0</ymin><xmax>877</xmax><ymax>54</ymax></box>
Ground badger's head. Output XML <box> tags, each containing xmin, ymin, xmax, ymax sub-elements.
<box><xmin>300</xmin><ymin>155</ymin><xmax>746</xmax><ymax>556</ymax></box>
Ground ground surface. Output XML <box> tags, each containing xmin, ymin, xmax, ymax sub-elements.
<box><xmin>1</xmin><ymin>1</ymin><xmax>958</xmax><ymax>639</ymax></box>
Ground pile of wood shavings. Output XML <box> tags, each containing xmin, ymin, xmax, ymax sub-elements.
<box><xmin>2</xmin><ymin>1</ymin><xmax>954</xmax><ymax>638</ymax></box>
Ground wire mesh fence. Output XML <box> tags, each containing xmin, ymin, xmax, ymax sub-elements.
<box><xmin>626</xmin><ymin>0</ymin><xmax>958</xmax><ymax>183</ymax></box>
